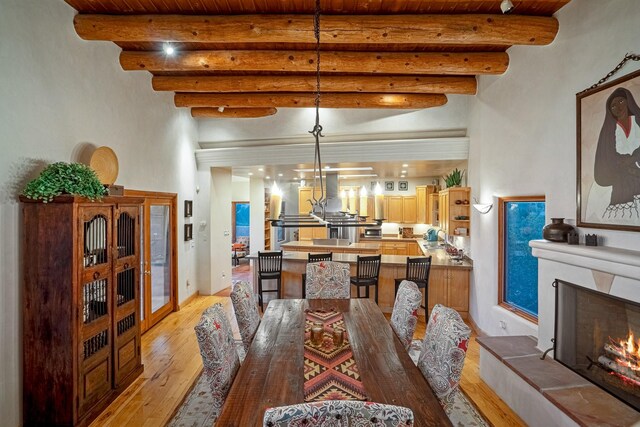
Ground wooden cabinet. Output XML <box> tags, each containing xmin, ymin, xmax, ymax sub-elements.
<box><xmin>416</xmin><ymin>185</ymin><xmax>438</xmax><ymax>224</ymax></box>
<box><xmin>428</xmin><ymin>267</ymin><xmax>470</xmax><ymax>317</ymax></box>
<box><xmin>298</xmin><ymin>187</ymin><xmax>327</xmax><ymax>240</ymax></box>
<box><xmin>380</xmin><ymin>240</ymin><xmax>420</xmax><ymax>255</ymax></box>
<box><xmin>402</xmin><ymin>196</ymin><xmax>417</xmax><ymax>224</ymax></box>
<box><xmin>22</xmin><ymin>196</ymin><xmax>144</xmax><ymax>426</ymax></box>
<box><xmin>439</xmin><ymin>187</ymin><xmax>470</xmax><ymax>236</ymax></box>
<box><xmin>385</xmin><ymin>195</ymin><xmax>418</xmax><ymax>224</ymax></box>
<box><xmin>428</xmin><ymin>193</ymin><xmax>439</xmax><ymax>225</ymax></box>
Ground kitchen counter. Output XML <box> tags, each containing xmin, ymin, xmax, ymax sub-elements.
<box><xmin>281</xmin><ymin>240</ymin><xmax>380</xmax><ymax>254</ymax></box>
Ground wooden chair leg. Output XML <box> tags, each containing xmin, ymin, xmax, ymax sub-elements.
<box><xmin>302</xmin><ymin>274</ymin><xmax>306</xmax><ymax>299</ymax></box>
<box><xmin>258</xmin><ymin>278</ymin><xmax>264</xmax><ymax>311</ymax></box>
<box><xmin>374</xmin><ymin>283</ymin><xmax>378</xmax><ymax>304</ymax></box>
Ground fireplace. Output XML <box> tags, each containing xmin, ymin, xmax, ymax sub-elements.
<box><xmin>554</xmin><ymin>278</ymin><xmax>640</xmax><ymax>411</ymax></box>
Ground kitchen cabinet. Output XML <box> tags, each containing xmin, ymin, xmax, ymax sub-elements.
<box><xmin>439</xmin><ymin>187</ymin><xmax>470</xmax><ymax>236</ymax></box>
<box><xmin>428</xmin><ymin>193</ymin><xmax>439</xmax><ymax>225</ymax></box>
<box><xmin>428</xmin><ymin>267</ymin><xmax>470</xmax><ymax>317</ymax></box>
<box><xmin>379</xmin><ymin>240</ymin><xmax>420</xmax><ymax>255</ymax></box>
<box><xmin>385</xmin><ymin>195</ymin><xmax>418</xmax><ymax>224</ymax></box>
<box><xmin>298</xmin><ymin>187</ymin><xmax>327</xmax><ymax>240</ymax></box>
<box><xmin>416</xmin><ymin>185</ymin><xmax>438</xmax><ymax>224</ymax></box>
<box><xmin>402</xmin><ymin>196</ymin><xmax>417</xmax><ymax>224</ymax></box>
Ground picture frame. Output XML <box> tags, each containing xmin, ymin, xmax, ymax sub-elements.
<box><xmin>184</xmin><ymin>200</ymin><xmax>193</xmax><ymax>217</ymax></box>
<box><xmin>399</xmin><ymin>181</ymin><xmax>408</xmax><ymax>191</ymax></box>
<box><xmin>577</xmin><ymin>68</ymin><xmax>640</xmax><ymax>232</ymax></box>
<box><xmin>385</xmin><ymin>181</ymin><xmax>394</xmax><ymax>191</ymax></box>
<box><xmin>370</xmin><ymin>181</ymin><xmax>378</xmax><ymax>192</ymax></box>
<box><xmin>184</xmin><ymin>223</ymin><xmax>193</xmax><ymax>241</ymax></box>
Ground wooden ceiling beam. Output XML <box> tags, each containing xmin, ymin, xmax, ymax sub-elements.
<box><xmin>75</xmin><ymin>14</ymin><xmax>558</xmax><ymax>46</ymax></box>
<box><xmin>152</xmin><ymin>75</ymin><xmax>477</xmax><ymax>94</ymax></box>
<box><xmin>191</xmin><ymin>107</ymin><xmax>277</xmax><ymax>118</ymax></box>
<box><xmin>174</xmin><ymin>92</ymin><xmax>448</xmax><ymax>109</ymax></box>
<box><xmin>121</xmin><ymin>50</ymin><xmax>508</xmax><ymax>75</ymax></box>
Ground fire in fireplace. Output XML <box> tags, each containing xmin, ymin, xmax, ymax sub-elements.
<box><xmin>554</xmin><ymin>279</ymin><xmax>640</xmax><ymax>411</ymax></box>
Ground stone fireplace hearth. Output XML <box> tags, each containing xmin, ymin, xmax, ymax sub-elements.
<box><xmin>477</xmin><ymin>241</ymin><xmax>640</xmax><ymax>426</ymax></box>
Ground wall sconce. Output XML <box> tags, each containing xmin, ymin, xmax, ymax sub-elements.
<box><xmin>472</xmin><ymin>197</ymin><xmax>493</xmax><ymax>214</ymax></box>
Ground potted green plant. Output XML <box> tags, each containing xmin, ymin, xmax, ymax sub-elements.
<box><xmin>22</xmin><ymin>162</ymin><xmax>107</xmax><ymax>202</ymax></box>
<box><xmin>443</xmin><ymin>168</ymin><xmax>465</xmax><ymax>188</ymax></box>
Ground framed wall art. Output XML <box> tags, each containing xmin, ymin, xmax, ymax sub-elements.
<box><xmin>385</xmin><ymin>181</ymin><xmax>394</xmax><ymax>191</ymax></box>
<box><xmin>184</xmin><ymin>200</ymin><xmax>193</xmax><ymax>217</ymax></box>
<box><xmin>399</xmin><ymin>181</ymin><xmax>408</xmax><ymax>191</ymax></box>
<box><xmin>577</xmin><ymin>68</ymin><xmax>640</xmax><ymax>232</ymax></box>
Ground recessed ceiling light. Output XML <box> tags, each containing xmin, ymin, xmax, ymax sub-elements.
<box><xmin>401</xmin><ymin>170</ymin><xmax>407</xmax><ymax>174</ymax></box>
<box><xmin>402</xmin><ymin>164</ymin><xmax>409</xmax><ymax>167</ymax></box>
<box><xmin>338</xmin><ymin>174</ymin><xmax>378</xmax><ymax>178</ymax></box>
<box><xmin>258</xmin><ymin>168</ymin><xmax>264</xmax><ymax>172</ymax></box>
<box><xmin>248</xmin><ymin>172</ymin><xmax>253</xmax><ymax>176</ymax></box>
<box><xmin>293</xmin><ymin>167</ymin><xmax>373</xmax><ymax>172</ymax></box>
<box><xmin>293</xmin><ymin>177</ymin><xmax>298</xmax><ymax>180</ymax></box>
<box><xmin>163</xmin><ymin>42</ymin><xmax>175</xmax><ymax>55</ymax></box>
<box><xmin>324</xmin><ymin>165</ymin><xmax>330</xmax><ymax>169</ymax></box>
<box><xmin>266</xmin><ymin>176</ymin><xmax>271</xmax><ymax>179</ymax></box>
<box><xmin>278</xmin><ymin>173</ymin><xmax>283</xmax><ymax>177</ymax></box>
<box><xmin>401</xmin><ymin>175</ymin><xmax>406</xmax><ymax>178</ymax></box>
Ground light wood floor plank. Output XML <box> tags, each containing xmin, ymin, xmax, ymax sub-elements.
<box><xmin>92</xmin><ymin>293</ymin><xmax>524</xmax><ymax>426</ymax></box>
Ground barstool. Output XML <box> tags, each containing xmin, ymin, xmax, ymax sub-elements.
<box><xmin>394</xmin><ymin>256</ymin><xmax>432</xmax><ymax>310</ymax></box>
<box><xmin>350</xmin><ymin>254</ymin><xmax>382</xmax><ymax>303</ymax></box>
<box><xmin>301</xmin><ymin>252</ymin><xmax>333</xmax><ymax>298</ymax></box>
<box><xmin>257</xmin><ymin>251</ymin><xmax>283</xmax><ymax>311</ymax></box>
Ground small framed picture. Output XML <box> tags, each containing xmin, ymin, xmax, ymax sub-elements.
<box><xmin>184</xmin><ymin>200</ymin><xmax>193</xmax><ymax>217</ymax></box>
<box><xmin>385</xmin><ymin>181</ymin><xmax>394</xmax><ymax>191</ymax></box>
<box><xmin>370</xmin><ymin>181</ymin><xmax>378</xmax><ymax>192</ymax></box>
<box><xmin>399</xmin><ymin>181</ymin><xmax>408</xmax><ymax>191</ymax></box>
<box><xmin>184</xmin><ymin>223</ymin><xmax>193</xmax><ymax>241</ymax></box>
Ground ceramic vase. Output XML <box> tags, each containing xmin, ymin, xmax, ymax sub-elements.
<box><xmin>542</xmin><ymin>218</ymin><xmax>575</xmax><ymax>242</ymax></box>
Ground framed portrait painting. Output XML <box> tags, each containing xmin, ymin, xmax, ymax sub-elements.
<box><xmin>577</xmin><ymin>68</ymin><xmax>640</xmax><ymax>232</ymax></box>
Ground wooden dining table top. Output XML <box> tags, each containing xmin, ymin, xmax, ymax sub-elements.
<box><xmin>217</xmin><ymin>298</ymin><xmax>452</xmax><ymax>426</ymax></box>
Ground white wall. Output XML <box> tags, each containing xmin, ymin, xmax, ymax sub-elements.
<box><xmin>232</xmin><ymin>180</ymin><xmax>250</xmax><ymax>201</ymax></box>
<box><xmin>249</xmin><ymin>177</ymin><xmax>266</xmax><ymax>252</ymax></box>
<box><xmin>467</xmin><ymin>0</ymin><xmax>640</xmax><ymax>337</ymax></box>
<box><xmin>0</xmin><ymin>1</ymin><xmax>200</xmax><ymax>424</ymax></box>
<box><xmin>209</xmin><ymin>168</ymin><xmax>233</xmax><ymax>293</ymax></box>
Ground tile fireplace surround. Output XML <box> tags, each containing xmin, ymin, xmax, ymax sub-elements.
<box><xmin>478</xmin><ymin>240</ymin><xmax>640</xmax><ymax>427</ymax></box>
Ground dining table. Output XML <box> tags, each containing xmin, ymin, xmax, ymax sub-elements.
<box><xmin>216</xmin><ymin>298</ymin><xmax>452</xmax><ymax>426</ymax></box>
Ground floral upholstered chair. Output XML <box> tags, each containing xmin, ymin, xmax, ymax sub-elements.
<box><xmin>263</xmin><ymin>400</ymin><xmax>414</xmax><ymax>426</ymax></box>
<box><xmin>390</xmin><ymin>280</ymin><xmax>422</xmax><ymax>350</ymax></box>
<box><xmin>230</xmin><ymin>280</ymin><xmax>261</xmax><ymax>353</ymax></box>
<box><xmin>305</xmin><ymin>261</ymin><xmax>351</xmax><ymax>299</ymax></box>
<box><xmin>417</xmin><ymin>304</ymin><xmax>471</xmax><ymax>403</ymax></box>
<box><xmin>194</xmin><ymin>303</ymin><xmax>241</xmax><ymax>423</ymax></box>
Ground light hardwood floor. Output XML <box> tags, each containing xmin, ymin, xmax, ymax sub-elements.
<box><xmin>91</xmin><ymin>292</ymin><xmax>524</xmax><ymax>426</ymax></box>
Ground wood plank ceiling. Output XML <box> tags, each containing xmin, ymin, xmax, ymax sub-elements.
<box><xmin>65</xmin><ymin>0</ymin><xmax>571</xmax><ymax>118</ymax></box>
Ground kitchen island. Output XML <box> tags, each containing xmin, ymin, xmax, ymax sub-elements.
<box><xmin>247</xmin><ymin>243</ymin><xmax>472</xmax><ymax>317</ymax></box>
<box><xmin>280</xmin><ymin>240</ymin><xmax>380</xmax><ymax>254</ymax></box>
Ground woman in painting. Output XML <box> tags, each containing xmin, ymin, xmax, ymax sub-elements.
<box><xmin>594</xmin><ymin>87</ymin><xmax>640</xmax><ymax>218</ymax></box>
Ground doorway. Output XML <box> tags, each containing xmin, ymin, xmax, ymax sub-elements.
<box><xmin>125</xmin><ymin>190</ymin><xmax>178</xmax><ymax>333</ymax></box>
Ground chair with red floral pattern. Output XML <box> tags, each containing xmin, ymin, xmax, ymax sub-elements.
<box><xmin>390</xmin><ymin>280</ymin><xmax>422</xmax><ymax>351</ymax></box>
<box><xmin>263</xmin><ymin>400</ymin><xmax>414</xmax><ymax>426</ymax></box>
<box><xmin>305</xmin><ymin>261</ymin><xmax>351</xmax><ymax>299</ymax></box>
<box><xmin>417</xmin><ymin>304</ymin><xmax>471</xmax><ymax>402</ymax></box>
<box><xmin>194</xmin><ymin>303</ymin><xmax>241</xmax><ymax>423</ymax></box>
<box><xmin>230</xmin><ymin>280</ymin><xmax>261</xmax><ymax>353</ymax></box>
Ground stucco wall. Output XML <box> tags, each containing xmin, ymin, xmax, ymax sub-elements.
<box><xmin>467</xmin><ymin>0</ymin><xmax>640</xmax><ymax>337</ymax></box>
<box><xmin>0</xmin><ymin>1</ymin><xmax>201</xmax><ymax>424</ymax></box>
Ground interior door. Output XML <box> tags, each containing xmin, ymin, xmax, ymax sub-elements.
<box><xmin>126</xmin><ymin>191</ymin><xmax>177</xmax><ymax>333</ymax></box>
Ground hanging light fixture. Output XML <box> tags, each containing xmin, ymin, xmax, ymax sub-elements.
<box><xmin>270</xmin><ymin>1</ymin><xmax>383</xmax><ymax>229</ymax></box>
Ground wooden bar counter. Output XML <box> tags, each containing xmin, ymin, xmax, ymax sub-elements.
<box><xmin>247</xmin><ymin>243</ymin><xmax>472</xmax><ymax>317</ymax></box>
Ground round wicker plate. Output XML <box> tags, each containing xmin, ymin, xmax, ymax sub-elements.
<box><xmin>90</xmin><ymin>146</ymin><xmax>119</xmax><ymax>185</ymax></box>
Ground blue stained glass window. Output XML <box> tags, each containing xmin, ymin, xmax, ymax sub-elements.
<box><xmin>503</xmin><ymin>200</ymin><xmax>545</xmax><ymax>317</ymax></box>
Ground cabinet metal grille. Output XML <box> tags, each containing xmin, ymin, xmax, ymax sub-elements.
<box><xmin>117</xmin><ymin>268</ymin><xmax>135</xmax><ymax>306</ymax></box>
<box><xmin>83</xmin><ymin>330</ymin><xmax>108</xmax><ymax>360</ymax></box>
<box><xmin>117</xmin><ymin>313</ymin><xmax>136</xmax><ymax>335</ymax></box>
<box><xmin>117</xmin><ymin>212</ymin><xmax>135</xmax><ymax>258</ymax></box>
<box><xmin>83</xmin><ymin>279</ymin><xmax>108</xmax><ymax>324</ymax></box>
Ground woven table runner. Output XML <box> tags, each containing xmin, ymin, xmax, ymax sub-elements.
<box><xmin>303</xmin><ymin>309</ymin><xmax>368</xmax><ymax>402</ymax></box>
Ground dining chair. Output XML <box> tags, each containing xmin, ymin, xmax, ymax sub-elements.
<box><xmin>305</xmin><ymin>261</ymin><xmax>350</xmax><ymax>299</ymax></box>
<box><xmin>417</xmin><ymin>304</ymin><xmax>471</xmax><ymax>402</ymax></box>
<box><xmin>230</xmin><ymin>280</ymin><xmax>261</xmax><ymax>354</ymax></box>
<box><xmin>350</xmin><ymin>254</ymin><xmax>382</xmax><ymax>303</ymax></box>
<box><xmin>390</xmin><ymin>280</ymin><xmax>423</xmax><ymax>350</ymax></box>
<box><xmin>394</xmin><ymin>256</ymin><xmax>432</xmax><ymax>310</ymax></box>
<box><xmin>263</xmin><ymin>400</ymin><xmax>414</xmax><ymax>426</ymax></box>
<box><xmin>301</xmin><ymin>252</ymin><xmax>333</xmax><ymax>298</ymax></box>
<box><xmin>194</xmin><ymin>303</ymin><xmax>240</xmax><ymax>422</ymax></box>
<box><xmin>257</xmin><ymin>250</ymin><xmax>283</xmax><ymax>311</ymax></box>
